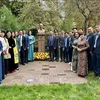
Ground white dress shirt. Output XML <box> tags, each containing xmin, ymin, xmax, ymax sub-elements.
<box><xmin>94</xmin><ymin>32</ymin><xmax>100</xmax><ymax>48</ymax></box>
<box><xmin>20</xmin><ymin>35</ymin><xmax>22</xmax><ymax>47</ymax></box>
<box><xmin>0</xmin><ymin>37</ymin><xmax>6</xmax><ymax>51</ymax></box>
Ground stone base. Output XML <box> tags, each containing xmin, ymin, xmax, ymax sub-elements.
<box><xmin>38</xmin><ymin>35</ymin><xmax>45</xmax><ymax>52</ymax></box>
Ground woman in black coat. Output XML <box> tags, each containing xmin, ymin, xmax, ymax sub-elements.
<box><xmin>7</xmin><ymin>31</ymin><xmax>15</xmax><ymax>73</ymax></box>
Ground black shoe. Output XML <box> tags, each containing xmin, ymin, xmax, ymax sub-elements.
<box><xmin>52</xmin><ymin>59</ymin><xmax>54</xmax><ymax>62</ymax></box>
<box><xmin>56</xmin><ymin>60</ymin><xmax>59</xmax><ymax>62</ymax></box>
<box><xmin>49</xmin><ymin>59</ymin><xmax>52</xmax><ymax>62</ymax></box>
<box><xmin>22</xmin><ymin>63</ymin><xmax>25</xmax><ymax>65</ymax></box>
<box><xmin>25</xmin><ymin>61</ymin><xmax>28</xmax><ymax>63</ymax></box>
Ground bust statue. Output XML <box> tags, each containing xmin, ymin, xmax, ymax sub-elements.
<box><xmin>38</xmin><ymin>23</ymin><xmax>45</xmax><ymax>35</ymax></box>
<box><xmin>37</xmin><ymin>23</ymin><xmax>45</xmax><ymax>52</ymax></box>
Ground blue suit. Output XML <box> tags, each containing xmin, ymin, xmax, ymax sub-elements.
<box><xmin>47</xmin><ymin>36</ymin><xmax>56</xmax><ymax>61</ymax></box>
<box><xmin>23</xmin><ymin>34</ymin><xmax>29</xmax><ymax>63</ymax></box>
<box><xmin>64</xmin><ymin>37</ymin><xmax>69</xmax><ymax>63</ymax></box>
<box><xmin>58</xmin><ymin>34</ymin><xmax>65</xmax><ymax>61</ymax></box>
<box><xmin>92</xmin><ymin>33</ymin><xmax>100</xmax><ymax>76</ymax></box>
<box><xmin>0</xmin><ymin>41</ymin><xmax>3</xmax><ymax>83</ymax></box>
<box><xmin>18</xmin><ymin>35</ymin><xmax>26</xmax><ymax>65</ymax></box>
<box><xmin>68</xmin><ymin>36</ymin><xmax>74</xmax><ymax>62</ymax></box>
<box><xmin>87</xmin><ymin>33</ymin><xmax>95</xmax><ymax>71</ymax></box>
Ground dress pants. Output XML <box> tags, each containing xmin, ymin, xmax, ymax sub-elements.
<box><xmin>25</xmin><ymin>48</ymin><xmax>28</xmax><ymax>63</ymax></box>
<box><xmin>4</xmin><ymin>59</ymin><xmax>9</xmax><ymax>75</ymax></box>
<box><xmin>49</xmin><ymin>46</ymin><xmax>54</xmax><ymax>61</ymax></box>
<box><xmin>0</xmin><ymin>56</ymin><xmax>2</xmax><ymax>83</ymax></box>
<box><xmin>54</xmin><ymin>48</ymin><xmax>59</xmax><ymax>61</ymax></box>
<box><xmin>20</xmin><ymin>46</ymin><xmax>25</xmax><ymax>64</ymax></box>
<box><xmin>87</xmin><ymin>49</ymin><xmax>93</xmax><ymax>71</ymax></box>
<box><xmin>93</xmin><ymin>50</ymin><xmax>100</xmax><ymax>76</ymax></box>
<box><xmin>1</xmin><ymin>53</ymin><xmax>5</xmax><ymax>79</ymax></box>
<box><xmin>60</xmin><ymin>47</ymin><xmax>64</xmax><ymax>61</ymax></box>
<box><xmin>64</xmin><ymin>47</ymin><xmax>69</xmax><ymax>62</ymax></box>
<box><xmin>68</xmin><ymin>47</ymin><xmax>73</xmax><ymax>62</ymax></box>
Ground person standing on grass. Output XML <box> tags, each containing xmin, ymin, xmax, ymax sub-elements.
<box><xmin>1</xmin><ymin>30</ymin><xmax>10</xmax><ymax>76</ymax></box>
<box><xmin>22</xmin><ymin>29</ymin><xmax>29</xmax><ymax>63</ymax></box>
<box><xmin>86</xmin><ymin>27</ymin><xmax>95</xmax><ymax>72</ymax></box>
<box><xmin>15</xmin><ymin>31</ymin><xmax>20</xmax><ymax>64</ymax></box>
<box><xmin>91</xmin><ymin>24</ymin><xmax>100</xmax><ymax>80</ymax></box>
<box><xmin>77</xmin><ymin>33</ymin><xmax>89</xmax><ymax>77</ymax></box>
<box><xmin>72</xmin><ymin>32</ymin><xmax>80</xmax><ymax>73</ymax></box>
<box><xmin>58</xmin><ymin>30</ymin><xmax>65</xmax><ymax>62</ymax></box>
<box><xmin>0</xmin><ymin>40</ymin><xmax>3</xmax><ymax>84</ymax></box>
<box><xmin>64</xmin><ymin>32</ymin><xmax>69</xmax><ymax>63</ymax></box>
<box><xmin>54</xmin><ymin>29</ymin><xmax>59</xmax><ymax>62</ymax></box>
<box><xmin>7</xmin><ymin>31</ymin><xmax>15</xmax><ymax>73</ymax></box>
<box><xmin>47</xmin><ymin>31</ymin><xmax>56</xmax><ymax>62</ymax></box>
<box><xmin>12</xmin><ymin>32</ymin><xmax>19</xmax><ymax>70</ymax></box>
<box><xmin>18</xmin><ymin>30</ymin><xmax>26</xmax><ymax>65</ymax></box>
<box><xmin>28</xmin><ymin>30</ymin><xmax>35</xmax><ymax>62</ymax></box>
<box><xmin>0</xmin><ymin>30</ymin><xmax>6</xmax><ymax>79</ymax></box>
<box><xmin>68</xmin><ymin>32</ymin><xmax>74</xmax><ymax>65</ymax></box>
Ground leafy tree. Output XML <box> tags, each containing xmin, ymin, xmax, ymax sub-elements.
<box><xmin>2</xmin><ymin>0</ymin><xmax>24</xmax><ymax>16</ymax></box>
<box><xmin>19</xmin><ymin>0</ymin><xmax>63</xmax><ymax>32</ymax></box>
<box><xmin>63</xmin><ymin>0</ymin><xmax>100</xmax><ymax>34</ymax></box>
<box><xmin>0</xmin><ymin>5</ymin><xmax>22</xmax><ymax>31</ymax></box>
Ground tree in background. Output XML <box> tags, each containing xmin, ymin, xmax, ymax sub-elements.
<box><xmin>63</xmin><ymin>0</ymin><xmax>100</xmax><ymax>34</ymax></box>
<box><xmin>19</xmin><ymin>0</ymin><xmax>63</xmax><ymax>33</ymax></box>
<box><xmin>0</xmin><ymin>5</ymin><xmax>23</xmax><ymax>31</ymax></box>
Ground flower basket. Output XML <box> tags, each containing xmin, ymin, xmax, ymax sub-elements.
<box><xmin>34</xmin><ymin>52</ymin><xmax>50</xmax><ymax>60</ymax></box>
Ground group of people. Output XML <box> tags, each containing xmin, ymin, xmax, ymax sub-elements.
<box><xmin>47</xmin><ymin>24</ymin><xmax>100</xmax><ymax>79</ymax></box>
<box><xmin>0</xmin><ymin>29</ymin><xmax>35</xmax><ymax>84</ymax></box>
<box><xmin>0</xmin><ymin>24</ymin><xmax>100</xmax><ymax>84</ymax></box>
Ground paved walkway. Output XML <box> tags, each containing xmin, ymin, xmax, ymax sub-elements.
<box><xmin>2</xmin><ymin>61</ymin><xmax>87</xmax><ymax>85</ymax></box>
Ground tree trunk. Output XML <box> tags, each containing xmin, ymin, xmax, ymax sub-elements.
<box><xmin>84</xmin><ymin>18</ymin><xmax>89</xmax><ymax>35</ymax></box>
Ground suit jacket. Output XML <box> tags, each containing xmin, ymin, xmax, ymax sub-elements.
<box><xmin>58</xmin><ymin>34</ymin><xmax>65</xmax><ymax>48</ymax></box>
<box><xmin>64</xmin><ymin>37</ymin><xmax>69</xmax><ymax>48</ymax></box>
<box><xmin>18</xmin><ymin>35</ymin><xmax>26</xmax><ymax>50</ymax></box>
<box><xmin>47</xmin><ymin>36</ymin><xmax>56</xmax><ymax>47</ymax></box>
<box><xmin>55</xmin><ymin>35</ymin><xmax>59</xmax><ymax>48</ymax></box>
<box><xmin>23</xmin><ymin>34</ymin><xmax>29</xmax><ymax>48</ymax></box>
<box><xmin>87</xmin><ymin>33</ymin><xmax>95</xmax><ymax>52</ymax></box>
<box><xmin>69</xmin><ymin>36</ymin><xmax>74</xmax><ymax>48</ymax></box>
<box><xmin>92</xmin><ymin>33</ymin><xmax>100</xmax><ymax>54</ymax></box>
<box><xmin>0</xmin><ymin>41</ymin><xmax>3</xmax><ymax>52</ymax></box>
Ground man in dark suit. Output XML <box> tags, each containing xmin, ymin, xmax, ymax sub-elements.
<box><xmin>47</xmin><ymin>31</ymin><xmax>56</xmax><ymax>62</ymax></box>
<box><xmin>64</xmin><ymin>32</ymin><xmax>69</xmax><ymax>63</ymax></box>
<box><xmin>68</xmin><ymin>32</ymin><xmax>74</xmax><ymax>64</ymax></box>
<box><xmin>87</xmin><ymin>27</ymin><xmax>95</xmax><ymax>72</ymax></box>
<box><xmin>22</xmin><ymin>29</ymin><xmax>29</xmax><ymax>63</ymax></box>
<box><xmin>18</xmin><ymin>30</ymin><xmax>26</xmax><ymax>65</ymax></box>
<box><xmin>91</xmin><ymin>24</ymin><xmax>100</xmax><ymax>79</ymax></box>
<box><xmin>54</xmin><ymin>30</ymin><xmax>59</xmax><ymax>62</ymax></box>
<box><xmin>58</xmin><ymin>30</ymin><xmax>65</xmax><ymax>62</ymax></box>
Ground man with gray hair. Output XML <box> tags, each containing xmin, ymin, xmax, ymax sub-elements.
<box><xmin>47</xmin><ymin>31</ymin><xmax>56</xmax><ymax>62</ymax></box>
<box><xmin>87</xmin><ymin>27</ymin><xmax>95</xmax><ymax>72</ymax></box>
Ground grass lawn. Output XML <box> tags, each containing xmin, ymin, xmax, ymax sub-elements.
<box><xmin>0</xmin><ymin>73</ymin><xmax>100</xmax><ymax>100</ymax></box>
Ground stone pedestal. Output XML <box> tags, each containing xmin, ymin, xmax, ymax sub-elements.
<box><xmin>38</xmin><ymin>35</ymin><xmax>45</xmax><ymax>52</ymax></box>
